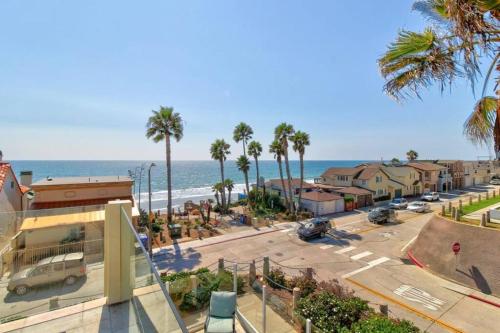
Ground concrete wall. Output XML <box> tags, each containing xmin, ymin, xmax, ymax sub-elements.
<box><xmin>0</xmin><ymin>170</ymin><xmax>22</xmax><ymax>212</ymax></box>
<box><xmin>32</xmin><ymin>184</ymin><xmax>131</xmax><ymax>204</ymax></box>
<box><xmin>24</xmin><ymin>224</ymin><xmax>81</xmax><ymax>247</ymax></box>
<box><xmin>411</xmin><ymin>215</ymin><xmax>500</xmax><ymax>296</ymax></box>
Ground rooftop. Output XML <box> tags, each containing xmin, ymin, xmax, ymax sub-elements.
<box><xmin>332</xmin><ymin>186</ymin><xmax>372</xmax><ymax>195</ymax></box>
<box><xmin>301</xmin><ymin>191</ymin><xmax>342</xmax><ymax>202</ymax></box>
<box><xmin>407</xmin><ymin>162</ymin><xmax>446</xmax><ymax>172</ymax></box>
<box><xmin>21</xmin><ymin>210</ymin><xmax>106</xmax><ymax>231</ymax></box>
<box><xmin>321</xmin><ymin>166</ymin><xmax>363</xmax><ymax>177</ymax></box>
<box><xmin>265</xmin><ymin>178</ymin><xmax>315</xmax><ymax>189</ymax></box>
<box><xmin>31</xmin><ymin>176</ymin><xmax>133</xmax><ymax>187</ymax></box>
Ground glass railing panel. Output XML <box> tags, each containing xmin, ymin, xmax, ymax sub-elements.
<box><xmin>0</xmin><ymin>206</ymin><xmax>105</xmax><ymax>324</ymax></box>
<box><xmin>120</xmin><ymin>206</ymin><xmax>187</xmax><ymax>333</ymax></box>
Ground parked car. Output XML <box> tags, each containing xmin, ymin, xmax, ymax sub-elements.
<box><xmin>407</xmin><ymin>201</ymin><xmax>430</xmax><ymax>213</ymax></box>
<box><xmin>421</xmin><ymin>192</ymin><xmax>439</xmax><ymax>201</ymax></box>
<box><xmin>368</xmin><ymin>207</ymin><xmax>395</xmax><ymax>224</ymax></box>
<box><xmin>490</xmin><ymin>179</ymin><xmax>500</xmax><ymax>185</ymax></box>
<box><xmin>297</xmin><ymin>218</ymin><xmax>330</xmax><ymax>240</ymax></box>
<box><xmin>8</xmin><ymin>252</ymin><xmax>86</xmax><ymax>296</ymax></box>
<box><xmin>388</xmin><ymin>198</ymin><xmax>408</xmax><ymax>210</ymax></box>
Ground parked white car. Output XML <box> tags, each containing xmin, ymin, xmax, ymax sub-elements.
<box><xmin>407</xmin><ymin>201</ymin><xmax>430</xmax><ymax>213</ymax></box>
<box><xmin>421</xmin><ymin>192</ymin><xmax>439</xmax><ymax>201</ymax></box>
<box><xmin>490</xmin><ymin>179</ymin><xmax>500</xmax><ymax>185</ymax></box>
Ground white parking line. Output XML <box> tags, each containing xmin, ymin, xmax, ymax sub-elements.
<box><xmin>400</xmin><ymin>235</ymin><xmax>418</xmax><ymax>253</ymax></box>
<box><xmin>320</xmin><ymin>245</ymin><xmax>334</xmax><ymax>250</ymax></box>
<box><xmin>335</xmin><ymin>246</ymin><xmax>356</xmax><ymax>254</ymax></box>
<box><xmin>341</xmin><ymin>257</ymin><xmax>390</xmax><ymax>278</ymax></box>
<box><xmin>280</xmin><ymin>229</ymin><xmax>290</xmax><ymax>232</ymax></box>
<box><xmin>350</xmin><ymin>251</ymin><xmax>372</xmax><ymax>260</ymax></box>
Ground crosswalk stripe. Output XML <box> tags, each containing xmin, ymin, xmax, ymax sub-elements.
<box><xmin>350</xmin><ymin>251</ymin><xmax>372</xmax><ymax>260</ymax></box>
<box><xmin>341</xmin><ymin>256</ymin><xmax>390</xmax><ymax>278</ymax></box>
<box><xmin>320</xmin><ymin>245</ymin><xmax>334</xmax><ymax>250</ymax></box>
<box><xmin>280</xmin><ymin>229</ymin><xmax>291</xmax><ymax>232</ymax></box>
<box><xmin>335</xmin><ymin>246</ymin><xmax>356</xmax><ymax>254</ymax></box>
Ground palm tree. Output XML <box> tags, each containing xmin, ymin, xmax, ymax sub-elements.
<box><xmin>379</xmin><ymin>1</ymin><xmax>500</xmax><ymax>158</ymax></box>
<box><xmin>224</xmin><ymin>179</ymin><xmax>235</xmax><ymax>209</ymax></box>
<box><xmin>406</xmin><ymin>150</ymin><xmax>418</xmax><ymax>161</ymax></box>
<box><xmin>275</xmin><ymin>123</ymin><xmax>295</xmax><ymax>213</ymax></box>
<box><xmin>247</xmin><ymin>141</ymin><xmax>263</xmax><ymax>189</ymax></box>
<box><xmin>212</xmin><ymin>182</ymin><xmax>223</xmax><ymax>208</ymax></box>
<box><xmin>210</xmin><ymin>139</ymin><xmax>231</xmax><ymax>213</ymax></box>
<box><xmin>269</xmin><ymin>139</ymin><xmax>290</xmax><ymax>210</ymax></box>
<box><xmin>236</xmin><ymin>155</ymin><xmax>251</xmax><ymax>196</ymax></box>
<box><xmin>391</xmin><ymin>157</ymin><xmax>401</xmax><ymax>165</ymax></box>
<box><xmin>291</xmin><ymin>131</ymin><xmax>310</xmax><ymax>212</ymax></box>
<box><xmin>146</xmin><ymin>106</ymin><xmax>183</xmax><ymax>224</ymax></box>
<box><xmin>233</xmin><ymin>122</ymin><xmax>253</xmax><ymax>157</ymax></box>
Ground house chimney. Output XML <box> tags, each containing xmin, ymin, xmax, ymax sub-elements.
<box><xmin>20</xmin><ymin>171</ymin><xmax>33</xmax><ymax>187</ymax></box>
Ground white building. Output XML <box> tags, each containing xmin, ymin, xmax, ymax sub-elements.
<box><xmin>300</xmin><ymin>191</ymin><xmax>344</xmax><ymax>216</ymax></box>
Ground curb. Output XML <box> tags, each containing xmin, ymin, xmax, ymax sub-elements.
<box><xmin>406</xmin><ymin>249</ymin><xmax>500</xmax><ymax>309</ymax></box>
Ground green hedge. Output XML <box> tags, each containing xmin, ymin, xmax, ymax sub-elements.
<box><xmin>350</xmin><ymin>315</ymin><xmax>420</xmax><ymax>333</ymax></box>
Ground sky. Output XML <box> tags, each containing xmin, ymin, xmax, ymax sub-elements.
<box><xmin>0</xmin><ymin>0</ymin><xmax>495</xmax><ymax>161</ymax></box>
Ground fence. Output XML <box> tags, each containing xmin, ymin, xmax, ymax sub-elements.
<box><xmin>3</xmin><ymin>238</ymin><xmax>104</xmax><ymax>274</ymax></box>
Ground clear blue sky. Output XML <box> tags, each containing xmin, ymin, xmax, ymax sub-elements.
<box><xmin>0</xmin><ymin>0</ymin><xmax>493</xmax><ymax>161</ymax></box>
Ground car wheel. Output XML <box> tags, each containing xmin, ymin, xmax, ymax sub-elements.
<box><xmin>65</xmin><ymin>276</ymin><xmax>77</xmax><ymax>285</ymax></box>
<box><xmin>15</xmin><ymin>285</ymin><xmax>28</xmax><ymax>296</ymax></box>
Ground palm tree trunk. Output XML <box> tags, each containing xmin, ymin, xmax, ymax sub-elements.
<box><xmin>255</xmin><ymin>157</ymin><xmax>260</xmax><ymax>191</ymax></box>
<box><xmin>219</xmin><ymin>159</ymin><xmax>226</xmax><ymax>213</ymax></box>
<box><xmin>242</xmin><ymin>141</ymin><xmax>247</xmax><ymax>158</ymax></box>
<box><xmin>166</xmin><ymin>135</ymin><xmax>173</xmax><ymax>223</ymax></box>
<box><xmin>244</xmin><ymin>171</ymin><xmax>250</xmax><ymax>197</ymax></box>
<box><xmin>228</xmin><ymin>189</ymin><xmax>232</xmax><ymax>208</ymax></box>
<box><xmin>215</xmin><ymin>192</ymin><xmax>220</xmax><ymax>207</ymax></box>
<box><xmin>298</xmin><ymin>153</ymin><xmax>304</xmax><ymax>212</ymax></box>
<box><xmin>283</xmin><ymin>147</ymin><xmax>294</xmax><ymax>213</ymax></box>
<box><xmin>277</xmin><ymin>157</ymin><xmax>289</xmax><ymax>209</ymax></box>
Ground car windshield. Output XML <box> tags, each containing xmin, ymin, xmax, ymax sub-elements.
<box><xmin>392</xmin><ymin>199</ymin><xmax>402</xmax><ymax>203</ymax></box>
<box><xmin>423</xmin><ymin>192</ymin><xmax>431</xmax><ymax>196</ymax></box>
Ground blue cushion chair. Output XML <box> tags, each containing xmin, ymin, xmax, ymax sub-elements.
<box><xmin>204</xmin><ymin>291</ymin><xmax>236</xmax><ymax>333</ymax></box>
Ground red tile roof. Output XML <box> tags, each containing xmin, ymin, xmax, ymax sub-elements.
<box><xmin>322</xmin><ymin>166</ymin><xmax>364</xmax><ymax>177</ymax></box>
<box><xmin>333</xmin><ymin>187</ymin><xmax>372</xmax><ymax>195</ymax></box>
<box><xmin>0</xmin><ymin>162</ymin><xmax>10</xmax><ymax>192</ymax></box>
<box><xmin>407</xmin><ymin>162</ymin><xmax>446</xmax><ymax>172</ymax></box>
<box><xmin>301</xmin><ymin>191</ymin><xmax>342</xmax><ymax>202</ymax></box>
<box><xmin>356</xmin><ymin>167</ymin><xmax>381</xmax><ymax>180</ymax></box>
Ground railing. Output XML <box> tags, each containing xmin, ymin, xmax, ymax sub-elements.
<box><xmin>120</xmin><ymin>206</ymin><xmax>188</xmax><ymax>333</ymax></box>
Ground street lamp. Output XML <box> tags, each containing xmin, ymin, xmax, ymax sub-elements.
<box><xmin>148</xmin><ymin>162</ymin><xmax>156</xmax><ymax>258</ymax></box>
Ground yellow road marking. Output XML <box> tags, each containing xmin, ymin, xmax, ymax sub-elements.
<box><xmin>345</xmin><ymin>277</ymin><xmax>464</xmax><ymax>333</ymax></box>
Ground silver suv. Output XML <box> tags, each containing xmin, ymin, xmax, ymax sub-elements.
<box><xmin>8</xmin><ymin>252</ymin><xmax>86</xmax><ymax>295</ymax></box>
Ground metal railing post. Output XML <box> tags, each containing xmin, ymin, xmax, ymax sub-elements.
<box><xmin>262</xmin><ymin>285</ymin><xmax>267</xmax><ymax>333</ymax></box>
<box><xmin>306</xmin><ymin>318</ymin><xmax>311</xmax><ymax>333</ymax></box>
<box><xmin>263</xmin><ymin>256</ymin><xmax>270</xmax><ymax>279</ymax></box>
<box><xmin>218</xmin><ymin>257</ymin><xmax>224</xmax><ymax>274</ymax></box>
<box><xmin>233</xmin><ymin>263</ymin><xmax>238</xmax><ymax>293</ymax></box>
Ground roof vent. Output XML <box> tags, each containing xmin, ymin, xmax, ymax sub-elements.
<box><xmin>46</xmin><ymin>176</ymin><xmax>53</xmax><ymax>181</ymax></box>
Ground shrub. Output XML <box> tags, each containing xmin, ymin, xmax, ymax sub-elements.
<box><xmin>350</xmin><ymin>315</ymin><xmax>420</xmax><ymax>333</ymax></box>
<box><xmin>295</xmin><ymin>291</ymin><xmax>370</xmax><ymax>333</ymax></box>
<box><xmin>287</xmin><ymin>275</ymin><xmax>318</xmax><ymax>297</ymax></box>
<box><xmin>344</xmin><ymin>196</ymin><xmax>354</xmax><ymax>203</ymax></box>
<box><xmin>267</xmin><ymin>267</ymin><xmax>287</xmax><ymax>289</ymax></box>
<box><xmin>316</xmin><ymin>279</ymin><xmax>354</xmax><ymax>299</ymax></box>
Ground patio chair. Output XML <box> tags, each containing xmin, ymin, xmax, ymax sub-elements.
<box><xmin>204</xmin><ymin>291</ymin><xmax>237</xmax><ymax>333</ymax></box>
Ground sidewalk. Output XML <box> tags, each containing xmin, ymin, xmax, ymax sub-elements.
<box><xmin>152</xmin><ymin>222</ymin><xmax>294</xmax><ymax>255</ymax></box>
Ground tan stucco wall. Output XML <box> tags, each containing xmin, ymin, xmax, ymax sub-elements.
<box><xmin>353</xmin><ymin>170</ymin><xmax>390</xmax><ymax>198</ymax></box>
<box><xmin>0</xmin><ymin>170</ymin><xmax>22</xmax><ymax>212</ymax></box>
<box><xmin>24</xmin><ymin>224</ymin><xmax>81</xmax><ymax>247</ymax></box>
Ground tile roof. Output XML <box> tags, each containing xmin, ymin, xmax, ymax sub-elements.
<box><xmin>32</xmin><ymin>176</ymin><xmax>133</xmax><ymax>187</ymax></box>
<box><xmin>321</xmin><ymin>166</ymin><xmax>364</xmax><ymax>177</ymax></box>
<box><xmin>0</xmin><ymin>162</ymin><xmax>11</xmax><ymax>192</ymax></box>
<box><xmin>333</xmin><ymin>186</ymin><xmax>372</xmax><ymax>195</ymax></box>
<box><xmin>301</xmin><ymin>191</ymin><xmax>342</xmax><ymax>202</ymax></box>
<box><xmin>356</xmin><ymin>167</ymin><xmax>382</xmax><ymax>180</ymax></box>
<box><xmin>407</xmin><ymin>162</ymin><xmax>446</xmax><ymax>172</ymax></box>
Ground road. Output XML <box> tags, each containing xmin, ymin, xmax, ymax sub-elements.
<box><xmin>153</xmin><ymin>185</ymin><xmax>500</xmax><ymax>333</ymax></box>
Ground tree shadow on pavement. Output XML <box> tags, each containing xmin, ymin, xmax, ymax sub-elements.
<box><xmin>456</xmin><ymin>265</ymin><xmax>492</xmax><ymax>295</ymax></box>
<box><xmin>153</xmin><ymin>241</ymin><xmax>201</xmax><ymax>273</ymax></box>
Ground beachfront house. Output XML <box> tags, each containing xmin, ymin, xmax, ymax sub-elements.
<box><xmin>264</xmin><ymin>178</ymin><xmax>315</xmax><ymax>200</ymax></box>
<box><xmin>2</xmin><ymin>176</ymin><xmax>138</xmax><ymax>275</ymax></box>
<box><xmin>352</xmin><ymin>165</ymin><xmax>405</xmax><ymax>200</ymax></box>
<box><xmin>407</xmin><ymin>162</ymin><xmax>446</xmax><ymax>192</ymax></box>
<box><xmin>317</xmin><ymin>166</ymin><xmax>365</xmax><ymax>187</ymax></box>
<box><xmin>382</xmin><ymin>165</ymin><xmax>423</xmax><ymax>197</ymax></box>
<box><xmin>0</xmin><ymin>161</ymin><xmax>30</xmax><ymax>213</ymax></box>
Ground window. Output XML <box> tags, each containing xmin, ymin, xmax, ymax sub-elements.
<box><xmin>65</xmin><ymin>259</ymin><xmax>83</xmax><ymax>269</ymax></box>
<box><xmin>362</xmin><ymin>180</ymin><xmax>367</xmax><ymax>186</ymax></box>
<box><xmin>53</xmin><ymin>262</ymin><xmax>64</xmax><ymax>271</ymax></box>
<box><xmin>337</xmin><ymin>175</ymin><xmax>348</xmax><ymax>182</ymax></box>
<box><xmin>10</xmin><ymin>181</ymin><xmax>14</xmax><ymax>189</ymax></box>
<box><xmin>31</xmin><ymin>265</ymin><xmax>50</xmax><ymax>276</ymax></box>
<box><xmin>375</xmin><ymin>176</ymin><xmax>382</xmax><ymax>183</ymax></box>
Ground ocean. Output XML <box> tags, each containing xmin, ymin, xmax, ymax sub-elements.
<box><xmin>9</xmin><ymin>160</ymin><xmax>371</xmax><ymax>211</ymax></box>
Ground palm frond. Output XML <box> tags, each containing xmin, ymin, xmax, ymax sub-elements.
<box><xmin>379</xmin><ymin>29</ymin><xmax>437</xmax><ymax>65</ymax></box>
<box><xmin>464</xmin><ymin>96</ymin><xmax>498</xmax><ymax>145</ymax></box>
<box><xmin>413</xmin><ymin>0</ymin><xmax>450</xmax><ymax>26</ymax></box>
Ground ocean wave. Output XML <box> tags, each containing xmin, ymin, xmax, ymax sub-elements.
<box><xmin>135</xmin><ymin>183</ymin><xmax>248</xmax><ymax>202</ymax></box>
